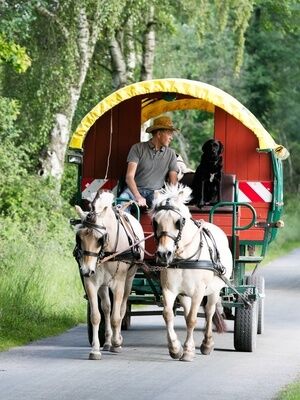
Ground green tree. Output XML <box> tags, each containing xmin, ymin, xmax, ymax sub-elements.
<box><xmin>241</xmin><ymin>0</ymin><xmax>300</xmax><ymax>191</ymax></box>
<box><xmin>153</xmin><ymin>1</ymin><xmax>255</xmax><ymax>166</ymax></box>
<box><xmin>0</xmin><ymin>1</ymin><xmax>36</xmax><ymax>216</ymax></box>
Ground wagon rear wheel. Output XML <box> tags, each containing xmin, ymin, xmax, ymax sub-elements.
<box><xmin>234</xmin><ymin>301</ymin><xmax>257</xmax><ymax>352</ymax></box>
<box><xmin>246</xmin><ymin>275</ymin><xmax>265</xmax><ymax>334</ymax></box>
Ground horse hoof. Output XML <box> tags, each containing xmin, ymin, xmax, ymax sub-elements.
<box><xmin>89</xmin><ymin>351</ymin><xmax>101</xmax><ymax>360</ymax></box>
<box><xmin>200</xmin><ymin>344</ymin><xmax>213</xmax><ymax>355</ymax></box>
<box><xmin>110</xmin><ymin>346</ymin><xmax>122</xmax><ymax>353</ymax></box>
<box><xmin>169</xmin><ymin>346</ymin><xmax>183</xmax><ymax>360</ymax></box>
<box><xmin>102</xmin><ymin>344</ymin><xmax>111</xmax><ymax>351</ymax></box>
<box><xmin>180</xmin><ymin>352</ymin><xmax>194</xmax><ymax>362</ymax></box>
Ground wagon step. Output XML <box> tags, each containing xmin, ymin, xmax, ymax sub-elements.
<box><xmin>236</xmin><ymin>256</ymin><xmax>264</xmax><ymax>263</ymax></box>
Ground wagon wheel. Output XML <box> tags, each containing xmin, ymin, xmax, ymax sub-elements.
<box><xmin>121</xmin><ymin>301</ymin><xmax>131</xmax><ymax>330</ymax></box>
<box><xmin>234</xmin><ymin>301</ymin><xmax>257</xmax><ymax>352</ymax></box>
<box><xmin>246</xmin><ymin>275</ymin><xmax>265</xmax><ymax>334</ymax></box>
<box><xmin>87</xmin><ymin>297</ymin><xmax>106</xmax><ymax>347</ymax></box>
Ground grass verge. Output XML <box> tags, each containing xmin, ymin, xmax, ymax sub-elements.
<box><xmin>275</xmin><ymin>380</ymin><xmax>300</xmax><ymax>400</ymax></box>
<box><xmin>0</xmin><ymin>215</ymin><xmax>86</xmax><ymax>351</ymax></box>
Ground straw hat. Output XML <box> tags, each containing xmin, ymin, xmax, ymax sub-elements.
<box><xmin>146</xmin><ymin>116</ymin><xmax>179</xmax><ymax>133</ymax></box>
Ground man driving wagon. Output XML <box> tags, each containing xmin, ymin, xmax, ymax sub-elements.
<box><xmin>120</xmin><ymin>116</ymin><xmax>179</xmax><ymax>208</ymax></box>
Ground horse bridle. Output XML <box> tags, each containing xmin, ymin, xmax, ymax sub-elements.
<box><xmin>74</xmin><ymin>208</ymin><xmax>142</xmax><ymax>264</ymax></box>
<box><xmin>153</xmin><ymin>200</ymin><xmax>186</xmax><ymax>247</ymax></box>
<box><xmin>74</xmin><ymin>214</ymin><xmax>108</xmax><ymax>262</ymax></box>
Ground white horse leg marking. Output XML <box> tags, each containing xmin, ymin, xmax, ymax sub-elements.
<box><xmin>85</xmin><ymin>280</ymin><xmax>101</xmax><ymax>360</ymax></box>
<box><xmin>162</xmin><ymin>288</ymin><xmax>183</xmax><ymax>360</ymax></box>
<box><xmin>98</xmin><ymin>286</ymin><xmax>112</xmax><ymax>351</ymax></box>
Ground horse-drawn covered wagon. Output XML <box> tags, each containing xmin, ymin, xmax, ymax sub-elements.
<box><xmin>69</xmin><ymin>78</ymin><xmax>288</xmax><ymax>358</ymax></box>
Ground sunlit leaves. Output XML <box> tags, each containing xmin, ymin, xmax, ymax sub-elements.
<box><xmin>0</xmin><ymin>0</ymin><xmax>38</xmax><ymax>40</ymax></box>
<box><xmin>0</xmin><ymin>96</ymin><xmax>20</xmax><ymax>136</ymax></box>
<box><xmin>0</xmin><ymin>34</ymin><xmax>31</xmax><ymax>73</ymax></box>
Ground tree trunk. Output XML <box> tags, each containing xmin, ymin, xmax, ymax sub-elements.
<box><xmin>109</xmin><ymin>32</ymin><xmax>127</xmax><ymax>90</ymax></box>
<box><xmin>126</xmin><ymin>19</ymin><xmax>136</xmax><ymax>84</ymax></box>
<box><xmin>38</xmin><ymin>7</ymin><xmax>100</xmax><ymax>184</ymax></box>
<box><xmin>140</xmin><ymin>6</ymin><xmax>155</xmax><ymax>81</ymax></box>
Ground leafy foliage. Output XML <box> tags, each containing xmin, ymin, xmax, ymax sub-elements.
<box><xmin>240</xmin><ymin>1</ymin><xmax>300</xmax><ymax>191</ymax></box>
<box><xmin>0</xmin><ymin>34</ymin><xmax>31</xmax><ymax>72</ymax></box>
<box><xmin>0</xmin><ymin>96</ymin><xmax>20</xmax><ymax>134</ymax></box>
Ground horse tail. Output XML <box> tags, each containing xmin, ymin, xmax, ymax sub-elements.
<box><xmin>202</xmin><ymin>297</ymin><xmax>227</xmax><ymax>333</ymax></box>
<box><xmin>212</xmin><ymin>307</ymin><xmax>227</xmax><ymax>333</ymax></box>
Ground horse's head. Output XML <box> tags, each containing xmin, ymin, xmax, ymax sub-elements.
<box><xmin>152</xmin><ymin>184</ymin><xmax>192</xmax><ymax>265</ymax></box>
<box><xmin>74</xmin><ymin>191</ymin><xmax>114</xmax><ymax>277</ymax></box>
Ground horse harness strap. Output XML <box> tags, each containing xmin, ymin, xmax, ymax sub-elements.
<box><xmin>113</xmin><ymin>209</ymin><xmax>143</xmax><ymax>261</ymax></box>
<box><xmin>168</xmin><ymin>259</ymin><xmax>216</xmax><ymax>272</ymax></box>
<box><xmin>153</xmin><ymin>202</ymin><xmax>226</xmax><ymax>275</ymax></box>
<box><xmin>188</xmin><ymin>218</ymin><xmax>226</xmax><ymax>275</ymax></box>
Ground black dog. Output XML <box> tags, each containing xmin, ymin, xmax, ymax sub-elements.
<box><xmin>192</xmin><ymin>139</ymin><xmax>224</xmax><ymax>207</ymax></box>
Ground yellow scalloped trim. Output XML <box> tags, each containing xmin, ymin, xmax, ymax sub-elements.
<box><xmin>69</xmin><ymin>78</ymin><xmax>288</xmax><ymax>159</ymax></box>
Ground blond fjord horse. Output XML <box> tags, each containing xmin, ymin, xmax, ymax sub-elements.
<box><xmin>152</xmin><ymin>184</ymin><xmax>233</xmax><ymax>361</ymax></box>
<box><xmin>74</xmin><ymin>191</ymin><xmax>144</xmax><ymax>360</ymax></box>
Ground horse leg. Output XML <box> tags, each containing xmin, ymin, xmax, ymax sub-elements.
<box><xmin>178</xmin><ymin>294</ymin><xmax>191</xmax><ymax>318</ymax></box>
<box><xmin>200</xmin><ymin>292</ymin><xmax>218</xmax><ymax>355</ymax></box>
<box><xmin>181</xmin><ymin>291</ymin><xmax>204</xmax><ymax>362</ymax></box>
<box><xmin>120</xmin><ymin>266</ymin><xmax>136</xmax><ymax>321</ymax></box>
<box><xmin>110</xmin><ymin>284</ymin><xmax>125</xmax><ymax>352</ymax></box>
<box><xmin>98</xmin><ymin>286</ymin><xmax>112</xmax><ymax>351</ymax></box>
<box><xmin>85</xmin><ymin>280</ymin><xmax>101</xmax><ymax>360</ymax></box>
<box><xmin>162</xmin><ymin>289</ymin><xmax>183</xmax><ymax>360</ymax></box>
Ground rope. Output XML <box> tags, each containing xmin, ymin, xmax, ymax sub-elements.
<box><xmin>104</xmin><ymin>109</ymin><xmax>113</xmax><ymax>180</ymax></box>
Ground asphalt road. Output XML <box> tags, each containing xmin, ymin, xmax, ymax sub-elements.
<box><xmin>1</xmin><ymin>249</ymin><xmax>300</xmax><ymax>400</ymax></box>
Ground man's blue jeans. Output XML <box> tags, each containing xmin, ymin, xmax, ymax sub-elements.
<box><xmin>119</xmin><ymin>187</ymin><xmax>154</xmax><ymax>210</ymax></box>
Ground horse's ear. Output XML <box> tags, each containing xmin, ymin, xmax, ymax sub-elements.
<box><xmin>152</xmin><ymin>188</ymin><xmax>165</xmax><ymax>210</ymax></box>
<box><xmin>153</xmin><ymin>190</ymin><xmax>161</xmax><ymax>200</ymax></box>
<box><xmin>177</xmin><ymin>185</ymin><xmax>192</xmax><ymax>204</ymax></box>
<box><xmin>75</xmin><ymin>205</ymin><xmax>87</xmax><ymax>220</ymax></box>
<box><xmin>91</xmin><ymin>189</ymin><xmax>103</xmax><ymax>208</ymax></box>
